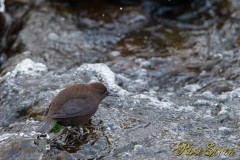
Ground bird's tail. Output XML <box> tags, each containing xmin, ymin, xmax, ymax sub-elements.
<box><xmin>36</xmin><ymin>120</ymin><xmax>56</xmax><ymax>133</ymax></box>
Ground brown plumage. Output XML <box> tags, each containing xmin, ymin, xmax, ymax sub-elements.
<box><xmin>37</xmin><ymin>82</ymin><xmax>114</xmax><ymax>133</ymax></box>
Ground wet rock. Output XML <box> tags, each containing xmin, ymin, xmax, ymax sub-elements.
<box><xmin>183</xmin><ymin>84</ymin><xmax>201</xmax><ymax>92</ymax></box>
<box><xmin>0</xmin><ymin>52</ymin><xmax>6</xmax><ymax>65</ymax></box>
<box><xmin>0</xmin><ymin>59</ymin><xmax>48</xmax><ymax>127</ymax></box>
<box><xmin>218</xmin><ymin>127</ymin><xmax>232</xmax><ymax>136</ymax></box>
<box><xmin>211</xmin><ymin>104</ymin><xmax>222</xmax><ymax>116</ymax></box>
<box><xmin>133</xmin><ymin>144</ymin><xmax>144</xmax><ymax>154</ymax></box>
<box><xmin>0</xmin><ymin>139</ymin><xmax>41</xmax><ymax>160</ymax></box>
<box><xmin>1</xmin><ymin>56</ymin><xmax>240</xmax><ymax>159</ymax></box>
<box><xmin>0</xmin><ymin>0</ymin><xmax>4</xmax><ymax>12</ymax></box>
<box><xmin>109</xmin><ymin>50</ymin><xmax>121</xmax><ymax>57</ymax></box>
<box><xmin>201</xmin><ymin>91</ymin><xmax>216</xmax><ymax>100</ymax></box>
<box><xmin>48</xmin><ymin>32</ymin><xmax>59</xmax><ymax>41</ymax></box>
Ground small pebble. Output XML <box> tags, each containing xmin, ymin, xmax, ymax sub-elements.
<box><xmin>218</xmin><ymin>127</ymin><xmax>231</xmax><ymax>136</ymax></box>
<box><xmin>48</xmin><ymin>33</ymin><xmax>59</xmax><ymax>41</ymax></box>
<box><xmin>45</xmin><ymin>144</ymin><xmax>51</xmax><ymax>151</ymax></box>
<box><xmin>133</xmin><ymin>144</ymin><xmax>144</xmax><ymax>154</ymax></box>
<box><xmin>110</xmin><ymin>51</ymin><xmax>121</xmax><ymax>57</ymax></box>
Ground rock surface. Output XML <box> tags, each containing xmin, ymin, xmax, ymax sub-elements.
<box><xmin>1</xmin><ymin>0</ymin><xmax>240</xmax><ymax>159</ymax></box>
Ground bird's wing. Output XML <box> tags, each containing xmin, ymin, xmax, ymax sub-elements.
<box><xmin>51</xmin><ymin>98</ymin><xmax>96</xmax><ymax>119</ymax></box>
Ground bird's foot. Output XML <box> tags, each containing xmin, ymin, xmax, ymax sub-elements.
<box><xmin>66</xmin><ymin>127</ymin><xmax>84</xmax><ymax>140</ymax></box>
<box><xmin>77</xmin><ymin>127</ymin><xmax>84</xmax><ymax>140</ymax></box>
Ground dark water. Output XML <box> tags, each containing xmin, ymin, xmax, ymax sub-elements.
<box><xmin>0</xmin><ymin>0</ymin><xmax>232</xmax><ymax>66</ymax></box>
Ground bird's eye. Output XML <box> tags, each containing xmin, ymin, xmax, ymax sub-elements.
<box><xmin>100</xmin><ymin>88</ymin><xmax>107</xmax><ymax>94</ymax></box>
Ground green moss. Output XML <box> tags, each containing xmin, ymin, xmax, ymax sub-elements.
<box><xmin>50</xmin><ymin>123</ymin><xmax>63</xmax><ymax>133</ymax></box>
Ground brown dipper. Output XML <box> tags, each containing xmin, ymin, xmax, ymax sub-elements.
<box><xmin>37</xmin><ymin>82</ymin><xmax>115</xmax><ymax>133</ymax></box>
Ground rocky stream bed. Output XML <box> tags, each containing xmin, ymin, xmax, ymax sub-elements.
<box><xmin>1</xmin><ymin>0</ymin><xmax>240</xmax><ymax>159</ymax></box>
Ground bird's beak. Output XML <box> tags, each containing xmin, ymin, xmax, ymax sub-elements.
<box><xmin>107</xmin><ymin>93</ymin><xmax>119</xmax><ymax>97</ymax></box>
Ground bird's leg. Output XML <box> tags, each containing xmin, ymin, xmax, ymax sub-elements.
<box><xmin>67</xmin><ymin>126</ymin><xmax>83</xmax><ymax>139</ymax></box>
<box><xmin>77</xmin><ymin>127</ymin><xmax>84</xmax><ymax>140</ymax></box>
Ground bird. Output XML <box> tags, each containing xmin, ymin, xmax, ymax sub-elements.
<box><xmin>37</xmin><ymin>82</ymin><xmax>116</xmax><ymax>133</ymax></box>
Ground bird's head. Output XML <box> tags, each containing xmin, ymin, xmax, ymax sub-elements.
<box><xmin>88</xmin><ymin>82</ymin><xmax>118</xmax><ymax>100</ymax></box>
